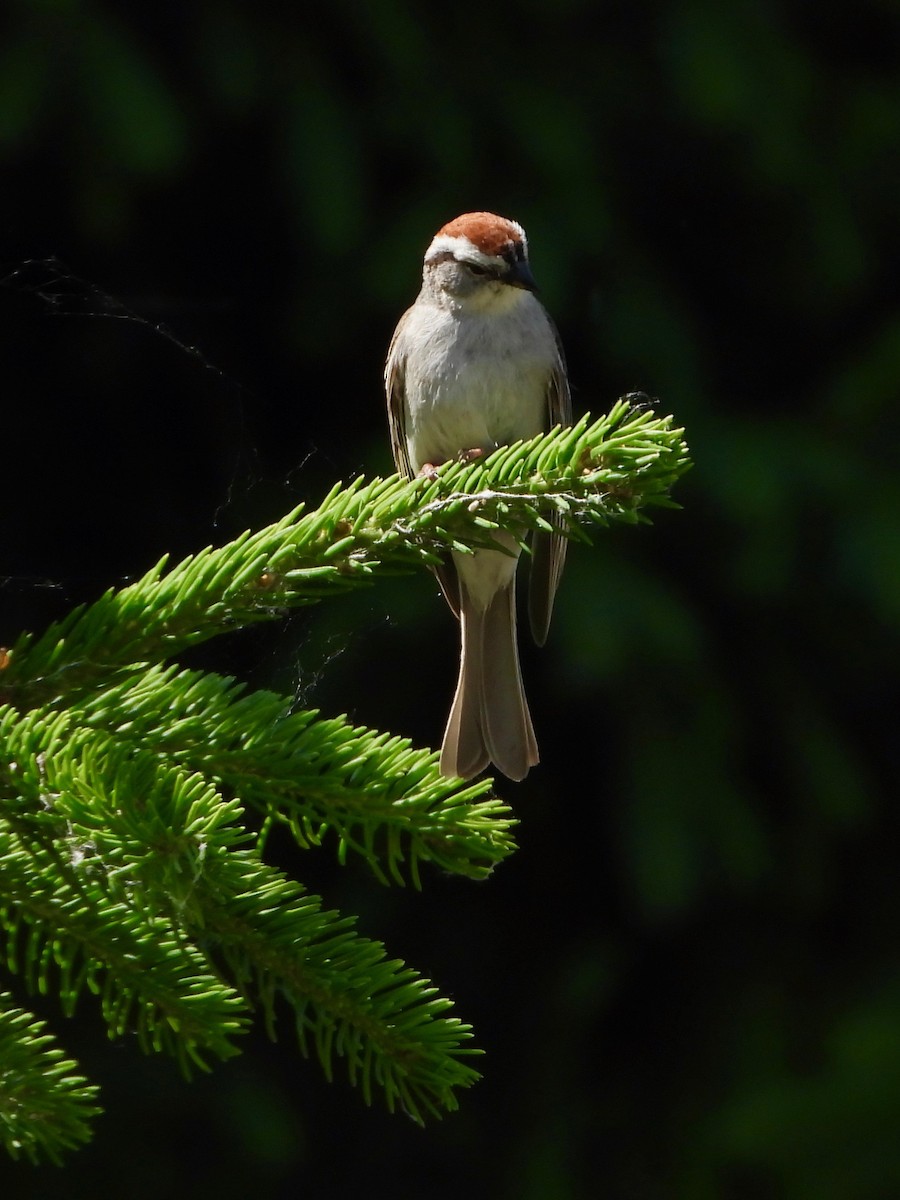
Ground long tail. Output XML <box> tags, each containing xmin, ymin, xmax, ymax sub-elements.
<box><xmin>440</xmin><ymin>582</ymin><xmax>539</xmax><ymax>781</ymax></box>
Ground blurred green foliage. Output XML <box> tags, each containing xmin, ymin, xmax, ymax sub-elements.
<box><xmin>1</xmin><ymin>0</ymin><xmax>899</xmax><ymax>1196</ymax></box>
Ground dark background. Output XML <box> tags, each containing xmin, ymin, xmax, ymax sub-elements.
<box><xmin>2</xmin><ymin>1</ymin><xmax>900</xmax><ymax>1196</ymax></box>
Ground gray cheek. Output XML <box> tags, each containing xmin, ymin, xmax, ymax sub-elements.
<box><xmin>433</xmin><ymin>262</ymin><xmax>472</xmax><ymax>297</ymax></box>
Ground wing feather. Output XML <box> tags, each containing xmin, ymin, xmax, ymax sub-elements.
<box><xmin>385</xmin><ymin>306</ymin><xmax>461</xmax><ymax>618</ymax></box>
<box><xmin>528</xmin><ymin>316</ymin><xmax>573</xmax><ymax>646</ymax></box>
<box><xmin>384</xmin><ymin>308</ymin><xmax>413</xmax><ymax>480</ymax></box>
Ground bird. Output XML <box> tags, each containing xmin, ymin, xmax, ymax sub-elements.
<box><xmin>385</xmin><ymin>211</ymin><xmax>571</xmax><ymax>781</ymax></box>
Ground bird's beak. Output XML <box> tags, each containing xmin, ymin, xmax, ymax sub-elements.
<box><xmin>505</xmin><ymin>259</ymin><xmax>537</xmax><ymax>292</ymax></box>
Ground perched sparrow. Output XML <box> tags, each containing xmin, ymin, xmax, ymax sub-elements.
<box><xmin>385</xmin><ymin>211</ymin><xmax>572</xmax><ymax>781</ymax></box>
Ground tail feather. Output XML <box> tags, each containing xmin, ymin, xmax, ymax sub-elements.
<box><xmin>481</xmin><ymin>583</ymin><xmax>538</xmax><ymax>780</ymax></box>
<box><xmin>440</xmin><ymin>603</ymin><xmax>490</xmax><ymax>779</ymax></box>
<box><xmin>440</xmin><ymin>582</ymin><xmax>538</xmax><ymax>782</ymax></box>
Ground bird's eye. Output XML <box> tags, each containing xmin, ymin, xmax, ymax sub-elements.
<box><xmin>467</xmin><ymin>263</ymin><xmax>490</xmax><ymax>276</ymax></box>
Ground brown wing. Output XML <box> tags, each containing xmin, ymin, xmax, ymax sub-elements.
<box><xmin>384</xmin><ymin>307</ymin><xmax>414</xmax><ymax>480</ymax></box>
<box><xmin>385</xmin><ymin>307</ymin><xmax>461</xmax><ymax>618</ymax></box>
<box><xmin>528</xmin><ymin>316</ymin><xmax>573</xmax><ymax>646</ymax></box>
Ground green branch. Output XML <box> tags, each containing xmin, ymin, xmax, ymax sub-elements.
<box><xmin>0</xmin><ymin>396</ymin><xmax>691</xmax><ymax>1156</ymax></box>
<box><xmin>68</xmin><ymin>665</ymin><xmax>516</xmax><ymax>886</ymax></box>
<box><xmin>1</xmin><ymin>712</ymin><xmax>478</xmax><ymax>1122</ymax></box>
<box><xmin>0</xmin><ymin>994</ymin><xmax>101</xmax><ymax>1164</ymax></box>
<box><xmin>0</xmin><ymin>398</ymin><xmax>688</xmax><ymax>711</ymax></box>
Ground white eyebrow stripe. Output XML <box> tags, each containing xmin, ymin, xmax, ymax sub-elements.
<box><xmin>425</xmin><ymin>234</ymin><xmax>504</xmax><ymax>266</ymax></box>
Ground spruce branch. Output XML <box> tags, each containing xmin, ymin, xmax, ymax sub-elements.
<box><xmin>0</xmin><ymin>993</ymin><xmax>101</xmax><ymax>1164</ymax></box>
<box><xmin>0</xmin><ymin>708</ymin><xmax>479</xmax><ymax>1125</ymax></box>
<box><xmin>0</xmin><ymin>720</ymin><xmax>249</xmax><ymax>1070</ymax></box>
<box><xmin>69</xmin><ymin>664</ymin><xmax>516</xmax><ymax>886</ymax></box>
<box><xmin>0</xmin><ymin>397</ymin><xmax>689</xmax><ymax>711</ymax></box>
<box><xmin>0</xmin><ymin>395</ymin><xmax>691</xmax><ymax>1153</ymax></box>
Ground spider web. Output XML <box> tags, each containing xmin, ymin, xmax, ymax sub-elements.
<box><xmin>0</xmin><ymin>256</ymin><xmax>374</xmax><ymax>703</ymax></box>
<box><xmin>2</xmin><ymin>256</ymin><xmax>231</xmax><ymax>378</ymax></box>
